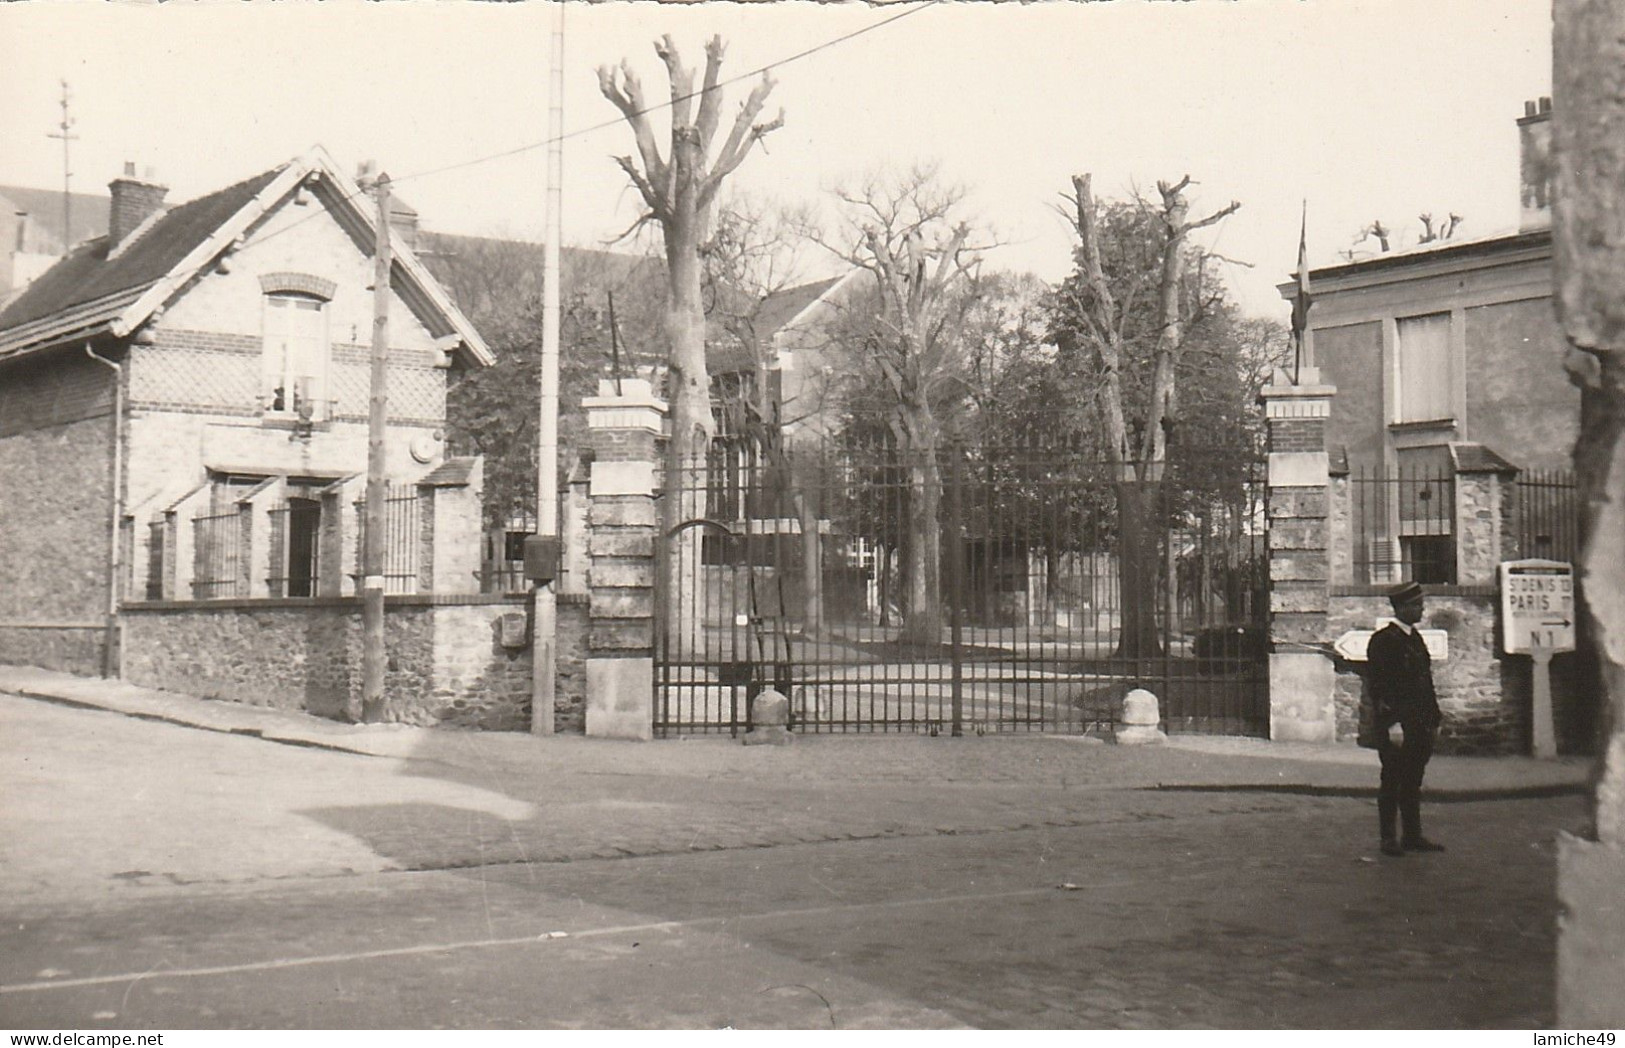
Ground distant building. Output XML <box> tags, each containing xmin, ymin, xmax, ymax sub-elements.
<box><xmin>0</xmin><ymin>184</ymin><xmax>111</xmax><ymax>303</ymax></box>
<box><xmin>1282</xmin><ymin>98</ymin><xmax>1579</xmax><ymax>585</ymax></box>
<box><xmin>1286</xmin><ymin>97</ymin><xmax>1572</xmax><ymax>476</ymax></box>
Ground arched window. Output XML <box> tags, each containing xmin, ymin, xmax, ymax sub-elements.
<box><xmin>262</xmin><ymin>292</ymin><xmax>329</xmax><ymax>418</ymax></box>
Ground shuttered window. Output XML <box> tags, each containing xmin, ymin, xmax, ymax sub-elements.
<box><xmin>1394</xmin><ymin>312</ymin><xmax>1453</xmax><ymax>423</ymax></box>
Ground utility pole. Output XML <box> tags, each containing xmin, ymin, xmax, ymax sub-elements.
<box><xmin>531</xmin><ymin>0</ymin><xmax>564</xmax><ymax>735</ymax></box>
<box><xmin>361</xmin><ymin>165</ymin><xmax>392</xmax><ymax>723</ymax></box>
<box><xmin>47</xmin><ymin>80</ymin><xmax>77</xmax><ymax>248</ymax></box>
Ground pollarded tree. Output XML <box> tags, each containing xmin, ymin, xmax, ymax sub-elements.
<box><xmin>598</xmin><ymin>34</ymin><xmax>783</xmax><ymax>525</ymax></box>
<box><xmin>599</xmin><ymin>36</ymin><xmax>783</xmax><ymax>653</ymax></box>
<box><xmin>825</xmin><ymin>166</ymin><xmax>986</xmax><ymax>643</ymax></box>
<box><xmin>1052</xmin><ymin>174</ymin><xmax>1239</xmax><ymax>659</ymax></box>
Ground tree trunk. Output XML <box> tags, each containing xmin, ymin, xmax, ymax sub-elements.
<box><xmin>795</xmin><ymin>488</ymin><xmax>822</xmax><ymax>637</ymax></box>
<box><xmin>1114</xmin><ymin>480</ymin><xmax>1165</xmax><ymax>660</ymax></box>
<box><xmin>661</xmin><ymin>210</ymin><xmax>713</xmax><ymax>656</ymax></box>
<box><xmin>903</xmin><ymin>449</ymin><xmax>944</xmax><ymax>645</ymax></box>
<box><xmin>896</xmin><ymin>396</ymin><xmax>943</xmax><ymax>646</ymax></box>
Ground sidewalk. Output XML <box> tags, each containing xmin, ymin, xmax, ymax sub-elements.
<box><xmin>0</xmin><ymin>664</ymin><xmax>1594</xmax><ymax>799</ymax></box>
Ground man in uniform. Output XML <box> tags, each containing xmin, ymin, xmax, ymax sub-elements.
<box><xmin>1367</xmin><ymin>580</ymin><xmax>1446</xmax><ymax>857</ymax></box>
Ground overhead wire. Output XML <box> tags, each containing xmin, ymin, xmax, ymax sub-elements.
<box><xmin>226</xmin><ymin>0</ymin><xmax>945</xmax><ymax>260</ymax></box>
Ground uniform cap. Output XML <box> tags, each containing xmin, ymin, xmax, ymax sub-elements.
<box><xmin>1388</xmin><ymin>580</ymin><xmax>1424</xmax><ymax>605</ymax></box>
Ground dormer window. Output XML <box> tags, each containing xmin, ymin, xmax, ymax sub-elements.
<box><xmin>262</xmin><ymin>291</ymin><xmax>330</xmax><ymax>419</ymax></box>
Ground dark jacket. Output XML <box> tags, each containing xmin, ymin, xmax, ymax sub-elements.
<box><xmin>1367</xmin><ymin>622</ymin><xmax>1441</xmax><ymax>732</ymax></box>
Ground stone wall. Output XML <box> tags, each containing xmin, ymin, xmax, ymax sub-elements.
<box><xmin>1328</xmin><ymin>592</ymin><xmax>1590</xmax><ymax>755</ymax></box>
<box><xmin>556</xmin><ymin>593</ymin><xmax>589</xmax><ymax>734</ymax></box>
<box><xmin>122</xmin><ymin>595</ymin><xmax>532</xmax><ymax>730</ymax></box>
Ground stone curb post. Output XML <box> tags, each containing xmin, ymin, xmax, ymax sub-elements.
<box><xmin>581</xmin><ymin>378</ymin><xmax>666</xmax><ymax>740</ymax></box>
<box><xmin>1260</xmin><ymin>366</ymin><xmax>1338</xmax><ymax>742</ymax></box>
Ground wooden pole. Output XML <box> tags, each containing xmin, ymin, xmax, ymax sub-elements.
<box><xmin>361</xmin><ymin>169</ymin><xmax>392</xmax><ymax>723</ymax></box>
<box><xmin>531</xmin><ymin>1</ymin><xmax>564</xmax><ymax>735</ymax></box>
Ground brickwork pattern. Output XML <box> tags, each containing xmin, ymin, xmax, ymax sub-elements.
<box><xmin>1269</xmin><ymin>417</ymin><xmax>1328</xmax><ymax>453</ymax></box>
<box><xmin>0</xmin><ymin>351</ymin><xmax>114</xmax><ymax>437</ymax></box>
<box><xmin>590</xmin><ymin>427</ymin><xmax>658</xmax><ymax>463</ymax></box>
<box><xmin>258</xmin><ymin>272</ymin><xmax>338</xmax><ymax>300</ymax></box>
<box><xmin>0</xmin><ymin>411</ymin><xmax>113</xmax><ymax>675</ymax></box>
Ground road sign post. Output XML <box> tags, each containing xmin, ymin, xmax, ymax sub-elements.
<box><xmin>1499</xmin><ymin>559</ymin><xmax>1576</xmax><ymax>759</ymax></box>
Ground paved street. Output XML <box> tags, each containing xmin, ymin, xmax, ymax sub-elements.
<box><xmin>0</xmin><ymin>681</ymin><xmax>1594</xmax><ymax>1030</ymax></box>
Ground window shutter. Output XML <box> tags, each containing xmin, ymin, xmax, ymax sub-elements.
<box><xmin>1395</xmin><ymin>313</ymin><xmax>1453</xmax><ymax>423</ymax></box>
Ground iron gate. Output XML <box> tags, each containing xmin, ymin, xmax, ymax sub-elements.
<box><xmin>654</xmin><ymin>437</ymin><xmax>1269</xmax><ymax>738</ymax></box>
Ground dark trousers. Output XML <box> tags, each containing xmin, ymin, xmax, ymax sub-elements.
<box><xmin>1378</xmin><ymin>727</ymin><xmax>1435</xmax><ymax>842</ymax></box>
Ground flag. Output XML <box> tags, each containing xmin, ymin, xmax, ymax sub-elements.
<box><xmin>1290</xmin><ymin>201</ymin><xmax>1312</xmax><ymax>381</ymax></box>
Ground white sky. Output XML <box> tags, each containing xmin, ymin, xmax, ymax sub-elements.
<box><xmin>1</xmin><ymin>0</ymin><xmax>1551</xmax><ymax>320</ymax></box>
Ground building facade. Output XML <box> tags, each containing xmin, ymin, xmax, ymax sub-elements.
<box><xmin>0</xmin><ymin>147</ymin><xmax>493</xmax><ymax>678</ymax></box>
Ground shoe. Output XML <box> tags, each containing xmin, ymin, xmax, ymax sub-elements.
<box><xmin>1403</xmin><ymin>838</ymin><xmax>1446</xmax><ymax>853</ymax></box>
<box><xmin>1380</xmin><ymin>839</ymin><xmax>1406</xmax><ymax>858</ymax></box>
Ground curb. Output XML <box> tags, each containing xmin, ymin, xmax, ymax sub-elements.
<box><xmin>1148</xmin><ymin>781</ymin><xmax>1591</xmax><ymax>802</ymax></box>
<box><xmin>9</xmin><ymin>687</ymin><xmax>390</xmax><ymax>758</ymax></box>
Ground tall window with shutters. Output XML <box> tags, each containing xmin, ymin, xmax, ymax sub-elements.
<box><xmin>262</xmin><ymin>293</ymin><xmax>329</xmax><ymax>419</ymax></box>
<box><xmin>1394</xmin><ymin>312</ymin><xmax>1454</xmax><ymax>424</ymax></box>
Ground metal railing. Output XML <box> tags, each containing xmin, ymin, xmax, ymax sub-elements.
<box><xmin>353</xmin><ymin>485</ymin><xmax>420</xmax><ymax>594</ymax></box>
<box><xmin>191</xmin><ymin>508</ymin><xmax>245</xmax><ymax>599</ymax></box>
<box><xmin>1348</xmin><ymin>466</ymin><xmax>1456</xmax><ymax>585</ymax></box>
<box><xmin>656</xmin><ymin>435</ymin><xmax>1271</xmax><ymax>738</ymax></box>
<box><xmin>1513</xmin><ymin>469</ymin><xmax>1580</xmax><ymax>563</ymax></box>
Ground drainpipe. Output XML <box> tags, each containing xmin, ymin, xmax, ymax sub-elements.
<box><xmin>85</xmin><ymin>342</ymin><xmax>124</xmax><ymax>679</ymax></box>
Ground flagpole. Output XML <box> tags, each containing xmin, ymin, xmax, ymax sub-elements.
<box><xmin>1292</xmin><ymin>199</ymin><xmax>1310</xmax><ymax>385</ymax></box>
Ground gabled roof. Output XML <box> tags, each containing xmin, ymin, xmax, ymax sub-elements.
<box><xmin>0</xmin><ymin>168</ymin><xmax>281</xmax><ymax>334</ymax></box>
<box><xmin>0</xmin><ymin>147</ymin><xmax>492</xmax><ymax>368</ymax></box>
<box><xmin>0</xmin><ymin>185</ymin><xmax>111</xmax><ymax>251</ymax></box>
<box><xmin>706</xmin><ymin>271</ymin><xmax>855</xmax><ymax>374</ymax></box>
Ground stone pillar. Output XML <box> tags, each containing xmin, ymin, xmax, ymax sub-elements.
<box><xmin>581</xmin><ymin>378</ymin><xmax>666</xmax><ymax>740</ymax></box>
<box><xmin>1451</xmin><ymin>444</ymin><xmax>1518</xmax><ymax>585</ymax></box>
<box><xmin>417</xmin><ymin>456</ymin><xmax>485</xmax><ymax>594</ymax></box>
<box><xmin>1260</xmin><ymin>366</ymin><xmax>1338</xmax><ymax>743</ymax></box>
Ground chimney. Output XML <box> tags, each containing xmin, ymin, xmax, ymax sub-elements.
<box><xmin>1518</xmin><ymin>96</ymin><xmax>1554</xmax><ymax>232</ymax></box>
<box><xmin>108</xmin><ymin>161</ymin><xmax>168</xmax><ymax>247</ymax></box>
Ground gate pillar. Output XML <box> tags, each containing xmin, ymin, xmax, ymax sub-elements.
<box><xmin>581</xmin><ymin>379</ymin><xmax>666</xmax><ymax>740</ymax></box>
<box><xmin>1260</xmin><ymin>366</ymin><xmax>1339</xmax><ymax>742</ymax></box>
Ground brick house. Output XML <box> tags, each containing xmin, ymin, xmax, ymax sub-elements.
<box><xmin>0</xmin><ymin>146</ymin><xmax>493</xmax><ymax>679</ymax></box>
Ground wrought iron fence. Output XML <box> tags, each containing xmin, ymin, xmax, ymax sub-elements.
<box><xmin>146</xmin><ymin>519</ymin><xmax>166</xmax><ymax>600</ymax></box>
<box><xmin>192</xmin><ymin>508</ymin><xmax>245</xmax><ymax>599</ymax></box>
<box><xmin>1348</xmin><ymin>466</ymin><xmax>1456</xmax><ymax>585</ymax></box>
<box><xmin>266</xmin><ymin>499</ymin><xmax>323</xmax><ymax>597</ymax></box>
<box><xmin>353</xmin><ymin>485</ymin><xmax>420</xmax><ymax>594</ymax></box>
<box><xmin>1513</xmin><ymin>469</ymin><xmax>1580</xmax><ymax>563</ymax></box>
<box><xmin>656</xmin><ymin>435</ymin><xmax>1271</xmax><ymax>738</ymax></box>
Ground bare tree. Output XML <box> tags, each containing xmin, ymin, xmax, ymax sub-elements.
<box><xmin>1417</xmin><ymin>211</ymin><xmax>1465</xmax><ymax>244</ymax></box>
<box><xmin>598</xmin><ymin>34</ymin><xmax>783</xmax><ymax>645</ymax></box>
<box><xmin>700</xmin><ymin>195</ymin><xmax>832</xmax><ymax>635</ymax></box>
<box><xmin>825</xmin><ymin>166</ymin><xmax>985</xmax><ymax>643</ymax></box>
<box><xmin>1061</xmin><ymin>173</ymin><xmax>1239</xmax><ymax>658</ymax></box>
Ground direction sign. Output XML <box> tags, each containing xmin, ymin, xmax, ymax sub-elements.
<box><xmin>1500</xmin><ymin>559</ymin><xmax>1576</xmax><ymax>655</ymax></box>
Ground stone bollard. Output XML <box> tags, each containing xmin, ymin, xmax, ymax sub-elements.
<box><xmin>1115</xmin><ymin>688</ymin><xmax>1167</xmax><ymax>745</ymax></box>
<box><xmin>743</xmin><ymin>688</ymin><xmax>793</xmax><ymax>746</ymax></box>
